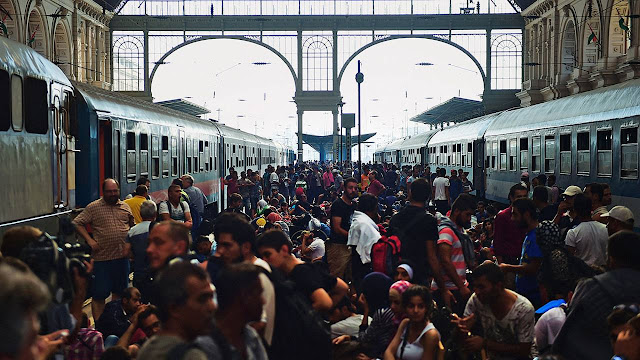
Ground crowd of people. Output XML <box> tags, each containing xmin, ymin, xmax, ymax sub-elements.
<box><xmin>1</xmin><ymin>161</ymin><xmax>640</xmax><ymax>360</ymax></box>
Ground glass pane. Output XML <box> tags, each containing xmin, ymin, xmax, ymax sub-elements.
<box><xmin>152</xmin><ymin>135</ymin><xmax>159</xmax><ymax>156</ymax></box>
<box><xmin>0</xmin><ymin>70</ymin><xmax>9</xmax><ymax>131</ymax></box>
<box><xmin>545</xmin><ymin>139</ymin><xmax>555</xmax><ymax>157</ymax></box>
<box><xmin>500</xmin><ymin>154</ymin><xmax>507</xmax><ymax>170</ymax></box>
<box><xmin>577</xmin><ymin>151</ymin><xmax>590</xmax><ymax>173</ymax></box>
<box><xmin>509</xmin><ymin>139</ymin><xmax>517</xmax><ymax>154</ymax></box>
<box><xmin>11</xmin><ymin>75</ymin><xmax>23</xmax><ymax>131</ymax></box>
<box><xmin>598</xmin><ymin>151</ymin><xmax>612</xmax><ymax>175</ymax></box>
<box><xmin>560</xmin><ymin>152</ymin><xmax>571</xmax><ymax>174</ymax></box>
<box><xmin>163</xmin><ymin>152</ymin><xmax>169</xmax><ymax>176</ymax></box>
<box><xmin>545</xmin><ymin>159</ymin><xmax>555</xmax><ymax>173</ymax></box>
<box><xmin>532</xmin><ymin>137</ymin><xmax>541</xmax><ymax>156</ymax></box>
<box><xmin>521</xmin><ymin>150</ymin><xmax>528</xmax><ymax>169</ymax></box>
<box><xmin>467</xmin><ymin>152</ymin><xmax>472</xmax><ymax>167</ymax></box>
<box><xmin>621</xmin><ymin>145</ymin><xmax>638</xmax><ymax>177</ymax></box>
<box><xmin>127</xmin><ymin>151</ymin><xmax>136</xmax><ymax>179</ymax></box>
<box><xmin>532</xmin><ymin>156</ymin><xmax>540</xmax><ymax>172</ymax></box>
<box><xmin>140</xmin><ymin>150</ymin><xmax>148</xmax><ymax>175</ymax></box>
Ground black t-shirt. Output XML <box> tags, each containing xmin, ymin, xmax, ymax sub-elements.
<box><xmin>330</xmin><ymin>198</ymin><xmax>356</xmax><ymax>244</ymax></box>
<box><xmin>538</xmin><ymin>204</ymin><xmax>558</xmax><ymax>222</ymax></box>
<box><xmin>289</xmin><ymin>262</ymin><xmax>337</xmax><ymax>303</ymax></box>
<box><xmin>385</xmin><ymin>170</ymin><xmax>397</xmax><ymax>187</ymax></box>
<box><xmin>388</xmin><ymin>205</ymin><xmax>439</xmax><ymax>284</ymax></box>
<box><xmin>292</xmin><ymin>200</ymin><xmax>312</xmax><ymax>216</ymax></box>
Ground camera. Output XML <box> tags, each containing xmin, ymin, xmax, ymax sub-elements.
<box><xmin>19</xmin><ymin>217</ymin><xmax>92</xmax><ymax>304</ymax></box>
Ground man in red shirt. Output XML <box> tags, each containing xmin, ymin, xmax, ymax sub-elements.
<box><xmin>493</xmin><ymin>184</ymin><xmax>528</xmax><ymax>288</ymax></box>
<box><xmin>366</xmin><ymin>171</ymin><xmax>386</xmax><ymax>197</ymax></box>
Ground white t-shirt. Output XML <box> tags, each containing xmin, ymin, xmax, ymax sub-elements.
<box><xmin>331</xmin><ymin>314</ymin><xmax>371</xmax><ymax>339</ymax></box>
<box><xmin>306</xmin><ymin>238</ymin><xmax>325</xmax><ymax>260</ymax></box>
<box><xmin>433</xmin><ymin>177</ymin><xmax>450</xmax><ymax>201</ymax></box>
<box><xmin>564</xmin><ymin>221</ymin><xmax>608</xmax><ymax>266</ymax></box>
<box><xmin>158</xmin><ymin>200</ymin><xmax>190</xmax><ymax>222</ymax></box>
<box><xmin>464</xmin><ymin>290</ymin><xmax>535</xmax><ymax>360</ymax></box>
<box><xmin>534</xmin><ymin>305</ymin><xmax>567</xmax><ymax>352</ymax></box>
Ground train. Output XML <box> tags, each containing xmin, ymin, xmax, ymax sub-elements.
<box><xmin>374</xmin><ymin>79</ymin><xmax>640</xmax><ymax>222</ymax></box>
<box><xmin>0</xmin><ymin>36</ymin><xmax>295</xmax><ymax>237</ymax></box>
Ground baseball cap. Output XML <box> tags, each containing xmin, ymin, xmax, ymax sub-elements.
<box><xmin>521</xmin><ymin>171</ymin><xmax>529</xmax><ymax>178</ymax></box>
<box><xmin>562</xmin><ymin>186</ymin><xmax>583</xmax><ymax>197</ymax></box>
<box><xmin>602</xmin><ymin>206</ymin><xmax>635</xmax><ymax>224</ymax></box>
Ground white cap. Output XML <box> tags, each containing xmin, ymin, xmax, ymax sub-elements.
<box><xmin>562</xmin><ymin>186</ymin><xmax>583</xmax><ymax>197</ymax></box>
<box><xmin>602</xmin><ymin>206</ymin><xmax>635</xmax><ymax>224</ymax></box>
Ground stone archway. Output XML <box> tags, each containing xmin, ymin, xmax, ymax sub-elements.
<box><xmin>337</xmin><ymin>35</ymin><xmax>487</xmax><ymax>90</ymax></box>
<box><xmin>0</xmin><ymin>0</ymin><xmax>19</xmax><ymax>41</ymax></box>
<box><xmin>53</xmin><ymin>21</ymin><xmax>71</xmax><ymax>76</ymax></box>
<box><xmin>26</xmin><ymin>7</ymin><xmax>47</xmax><ymax>57</ymax></box>
<box><xmin>581</xmin><ymin>0</ymin><xmax>602</xmax><ymax>70</ymax></box>
<box><xmin>559</xmin><ymin>20</ymin><xmax>577</xmax><ymax>83</ymax></box>
<box><xmin>608</xmin><ymin>0</ymin><xmax>631</xmax><ymax>58</ymax></box>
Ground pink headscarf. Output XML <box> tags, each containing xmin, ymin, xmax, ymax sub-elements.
<box><xmin>390</xmin><ymin>280</ymin><xmax>411</xmax><ymax>295</ymax></box>
<box><xmin>390</xmin><ymin>280</ymin><xmax>412</xmax><ymax>326</ymax></box>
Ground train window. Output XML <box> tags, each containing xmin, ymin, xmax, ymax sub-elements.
<box><xmin>193</xmin><ymin>139</ymin><xmax>199</xmax><ymax>173</ymax></box>
<box><xmin>0</xmin><ymin>70</ymin><xmax>9</xmax><ymax>131</ymax></box>
<box><xmin>233</xmin><ymin>144</ymin><xmax>236</xmax><ymax>153</ymax></box>
<box><xmin>597</xmin><ymin>130</ymin><xmax>612</xmax><ymax>176</ymax></box>
<box><xmin>485</xmin><ymin>142</ymin><xmax>490</xmax><ymax>168</ymax></box>
<box><xmin>152</xmin><ymin>135</ymin><xmax>160</xmax><ymax>179</ymax></box>
<box><xmin>520</xmin><ymin>138</ymin><xmax>528</xmax><ymax>169</ymax></box>
<box><xmin>140</xmin><ymin>133</ymin><xmax>149</xmax><ymax>176</ymax></box>
<box><xmin>560</xmin><ymin>134</ymin><xmax>571</xmax><ymax>174</ymax></box>
<box><xmin>198</xmin><ymin>140</ymin><xmax>204</xmax><ymax>171</ymax></box>
<box><xmin>621</xmin><ymin>127</ymin><xmax>638</xmax><ymax>178</ymax></box>
<box><xmin>126</xmin><ymin>132</ymin><xmax>136</xmax><ymax>183</ymax></box>
<box><xmin>531</xmin><ymin>137</ymin><xmax>541</xmax><ymax>172</ymax></box>
<box><xmin>499</xmin><ymin>140</ymin><xmax>507</xmax><ymax>170</ymax></box>
<box><xmin>467</xmin><ymin>143</ymin><xmax>472</xmax><ymax>167</ymax></box>
<box><xmin>205</xmin><ymin>141</ymin><xmax>210</xmax><ymax>172</ymax></box>
<box><xmin>11</xmin><ymin>75</ymin><xmax>23</xmax><ymax>131</ymax></box>
<box><xmin>509</xmin><ymin>139</ymin><xmax>517</xmax><ymax>171</ymax></box>
<box><xmin>491</xmin><ymin>141</ymin><xmax>498</xmax><ymax>169</ymax></box>
<box><xmin>171</xmin><ymin>137</ymin><xmax>178</xmax><ymax>176</ymax></box>
<box><xmin>187</xmin><ymin>138</ymin><xmax>193</xmax><ymax>173</ymax></box>
<box><xmin>577</xmin><ymin>132</ymin><xmax>590</xmax><ymax>174</ymax></box>
<box><xmin>162</xmin><ymin>136</ymin><xmax>169</xmax><ymax>177</ymax></box>
<box><xmin>24</xmin><ymin>77</ymin><xmax>47</xmax><ymax>134</ymax></box>
<box><xmin>544</xmin><ymin>135</ymin><xmax>555</xmax><ymax>173</ymax></box>
<box><xmin>456</xmin><ymin>144</ymin><xmax>461</xmax><ymax>166</ymax></box>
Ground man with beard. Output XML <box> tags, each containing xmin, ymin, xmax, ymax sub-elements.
<box><xmin>499</xmin><ymin>198</ymin><xmax>544</xmax><ymax>308</ymax></box>
<box><xmin>454</xmin><ymin>261</ymin><xmax>535</xmax><ymax>360</ymax></box>
<box><xmin>328</xmin><ymin>177</ymin><xmax>359</xmax><ymax>280</ymax></box>
<box><xmin>211</xmin><ymin>213</ymin><xmax>276</xmax><ymax>346</ymax></box>
<box><xmin>137</xmin><ymin>262</ymin><xmax>214</xmax><ymax>360</ymax></box>
<box><xmin>431</xmin><ymin>194</ymin><xmax>474</xmax><ymax>315</ymax></box>
<box><xmin>74</xmin><ymin>178</ymin><xmax>135</xmax><ymax>322</ymax></box>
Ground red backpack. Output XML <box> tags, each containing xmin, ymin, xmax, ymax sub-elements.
<box><xmin>371</xmin><ymin>225</ymin><xmax>402</xmax><ymax>276</ymax></box>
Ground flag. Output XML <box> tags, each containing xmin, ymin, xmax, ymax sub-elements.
<box><xmin>28</xmin><ymin>25</ymin><xmax>38</xmax><ymax>46</ymax></box>
<box><xmin>619</xmin><ymin>17</ymin><xmax>630</xmax><ymax>31</ymax></box>
<box><xmin>587</xmin><ymin>23</ymin><xmax>598</xmax><ymax>44</ymax></box>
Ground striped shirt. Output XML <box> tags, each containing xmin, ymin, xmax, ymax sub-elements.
<box><xmin>432</xmin><ymin>226</ymin><xmax>467</xmax><ymax>290</ymax></box>
<box><xmin>73</xmin><ymin>198</ymin><xmax>134</xmax><ymax>261</ymax></box>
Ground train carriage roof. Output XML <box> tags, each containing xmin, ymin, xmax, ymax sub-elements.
<box><xmin>376</xmin><ymin>136</ymin><xmax>409</xmax><ymax>153</ymax></box>
<box><xmin>486</xmin><ymin>78</ymin><xmax>640</xmax><ymax>137</ymax></box>
<box><xmin>74</xmin><ymin>81</ymin><xmax>217</xmax><ymax>134</ymax></box>
<box><xmin>397</xmin><ymin>129</ymin><xmax>439</xmax><ymax>150</ymax></box>
<box><xmin>428</xmin><ymin>112</ymin><xmax>500</xmax><ymax>145</ymax></box>
<box><xmin>0</xmin><ymin>37</ymin><xmax>71</xmax><ymax>86</ymax></box>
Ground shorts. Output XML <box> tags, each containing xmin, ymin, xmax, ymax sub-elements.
<box><xmin>326</xmin><ymin>243</ymin><xmax>352</xmax><ymax>281</ymax></box>
<box><xmin>90</xmin><ymin>258</ymin><xmax>130</xmax><ymax>300</ymax></box>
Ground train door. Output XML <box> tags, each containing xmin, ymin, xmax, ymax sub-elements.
<box><xmin>51</xmin><ymin>84</ymin><xmax>70</xmax><ymax>208</ymax></box>
<box><xmin>179</xmin><ymin>130</ymin><xmax>185</xmax><ymax>176</ymax></box>
<box><xmin>475</xmin><ymin>139</ymin><xmax>486</xmax><ymax>199</ymax></box>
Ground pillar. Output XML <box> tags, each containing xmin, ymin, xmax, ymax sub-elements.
<box><xmin>143</xmin><ymin>29</ymin><xmax>150</xmax><ymax>96</ymax></box>
<box><xmin>297</xmin><ymin>109</ymin><xmax>304</xmax><ymax>162</ymax></box>
<box><xmin>332</xmin><ymin>108</ymin><xmax>339</xmax><ymax>162</ymax></box>
<box><xmin>485</xmin><ymin>28</ymin><xmax>492</xmax><ymax>92</ymax></box>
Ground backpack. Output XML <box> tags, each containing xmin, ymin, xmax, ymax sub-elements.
<box><xmin>371</xmin><ymin>233</ymin><xmax>402</xmax><ymax>276</ymax></box>
<box><xmin>157</xmin><ymin>200</ymin><xmax>186</xmax><ymax>222</ymax></box>
<box><xmin>263</xmin><ymin>268</ymin><xmax>332</xmax><ymax>360</ymax></box>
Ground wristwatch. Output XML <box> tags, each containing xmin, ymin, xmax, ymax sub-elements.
<box><xmin>612</xmin><ymin>356</ymin><xmax>627</xmax><ymax>360</ymax></box>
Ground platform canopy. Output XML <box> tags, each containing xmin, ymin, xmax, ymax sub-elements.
<box><xmin>410</xmin><ymin>97</ymin><xmax>484</xmax><ymax>126</ymax></box>
<box><xmin>155</xmin><ymin>99</ymin><xmax>210</xmax><ymax>117</ymax></box>
<box><xmin>298</xmin><ymin>132</ymin><xmax>376</xmax><ymax>162</ymax></box>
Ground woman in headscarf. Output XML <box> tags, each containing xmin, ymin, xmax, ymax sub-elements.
<box><xmin>332</xmin><ymin>272</ymin><xmax>396</xmax><ymax>359</ymax></box>
<box><xmin>394</xmin><ymin>263</ymin><xmax>415</xmax><ymax>283</ymax></box>
<box><xmin>389</xmin><ymin>280</ymin><xmax>411</xmax><ymax>327</ymax></box>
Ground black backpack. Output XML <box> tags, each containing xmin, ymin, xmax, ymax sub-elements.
<box><xmin>262</xmin><ymin>268</ymin><xmax>332</xmax><ymax>360</ymax></box>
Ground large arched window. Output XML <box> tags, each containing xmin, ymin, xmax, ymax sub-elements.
<box><xmin>113</xmin><ymin>34</ymin><xmax>144</xmax><ymax>91</ymax></box>
<box><xmin>53</xmin><ymin>22</ymin><xmax>71</xmax><ymax>77</ymax></box>
<box><xmin>559</xmin><ymin>20</ymin><xmax>577</xmax><ymax>83</ymax></box>
<box><xmin>303</xmin><ymin>35</ymin><xmax>332</xmax><ymax>91</ymax></box>
<box><xmin>491</xmin><ymin>33</ymin><xmax>522</xmax><ymax>89</ymax></box>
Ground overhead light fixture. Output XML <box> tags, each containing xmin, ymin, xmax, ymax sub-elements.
<box><xmin>416</xmin><ymin>62</ymin><xmax>434</xmax><ymax>66</ymax></box>
<box><xmin>252</xmin><ymin>61</ymin><xmax>270</xmax><ymax>65</ymax></box>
